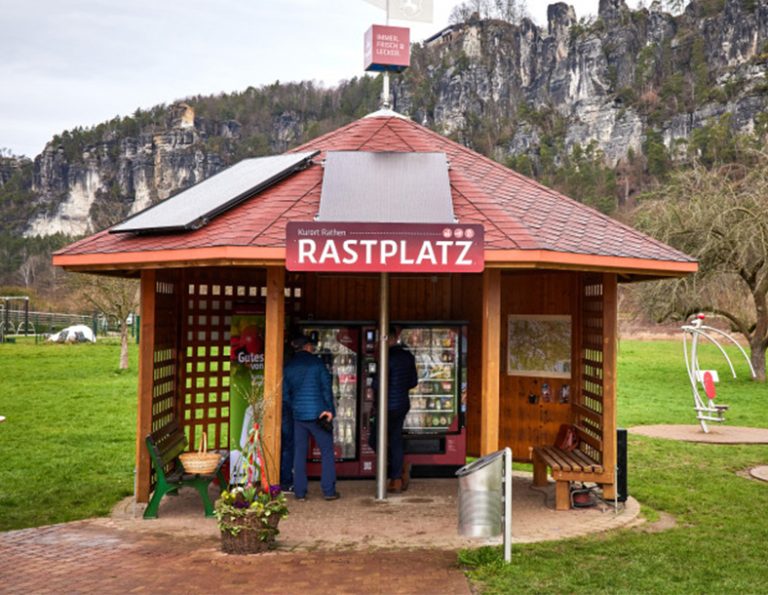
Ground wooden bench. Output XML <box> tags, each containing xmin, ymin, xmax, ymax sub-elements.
<box><xmin>144</xmin><ymin>422</ymin><xmax>227</xmax><ymax>519</ymax></box>
<box><xmin>532</xmin><ymin>445</ymin><xmax>604</xmax><ymax>511</ymax></box>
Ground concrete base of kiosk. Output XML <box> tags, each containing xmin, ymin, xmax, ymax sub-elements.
<box><xmin>118</xmin><ymin>473</ymin><xmax>641</xmax><ymax>550</ymax></box>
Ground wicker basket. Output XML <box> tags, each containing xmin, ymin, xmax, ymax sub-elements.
<box><xmin>220</xmin><ymin>514</ymin><xmax>280</xmax><ymax>555</ymax></box>
<box><xmin>179</xmin><ymin>432</ymin><xmax>221</xmax><ymax>475</ymax></box>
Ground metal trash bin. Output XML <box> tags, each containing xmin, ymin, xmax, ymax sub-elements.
<box><xmin>456</xmin><ymin>450</ymin><xmax>505</xmax><ymax>538</ymax></box>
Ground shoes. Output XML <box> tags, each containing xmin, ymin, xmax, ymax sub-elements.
<box><xmin>401</xmin><ymin>462</ymin><xmax>411</xmax><ymax>492</ymax></box>
<box><xmin>295</xmin><ymin>495</ymin><xmax>307</xmax><ymax>501</ymax></box>
<box><xmin>387</xmin><ymin>479</ymin><xmax>403</xmax><ymax>493</ymax></box>
<box><xmin>323</xmin><ymin>492</ymin><xmax>341</xmax><ymax>501</ymax></box>
<box><xmin>281</xmin><ymin>485</ymin><xmax>295</xmax><ymax>495</ymax></box>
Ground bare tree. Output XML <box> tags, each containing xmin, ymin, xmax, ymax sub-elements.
<box><xmin>70</xmin><ymin>273</ymin><xmax>139</xmax><ymax>370</ymax></box>
<box><xmin>17</xmin><ymin>254</ymin><xmax>44</xmax><ymax>288</ymax></box>
<box><xmin>632</xmin><ymin>156</ymin><xmax>768</xmax><ymax>381</ymax></box>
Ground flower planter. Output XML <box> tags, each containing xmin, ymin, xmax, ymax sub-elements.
<box><xmin>220</xmin><ymin>512</ymin><xmax>281</xmax><ymax>555</ymax></box>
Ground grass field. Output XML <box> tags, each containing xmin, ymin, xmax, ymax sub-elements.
<box><xmin>463</xmin><ymin>339</ymin><xmax>768</xmax><ymax>594</ymax></box>
<box><xmin>1</xmin><ymin>337</ymin><xmax>767</xmax><ymax>592</ymax></box>
<box><xmin>0</xmin><ymin>338</ymin><xmax>137</xmax><ymax>530</ymax></box>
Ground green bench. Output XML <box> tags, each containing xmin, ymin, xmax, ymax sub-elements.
<box><xmin>144</xmin><ymin>422</ymin><xmax>227</xmax><ymax>519</ymax></box>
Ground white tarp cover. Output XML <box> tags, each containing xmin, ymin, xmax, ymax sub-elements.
<box><xmin>48</xmin><ymin>324</ymin><xmax>96</xmax><ymax>343</ymax></box>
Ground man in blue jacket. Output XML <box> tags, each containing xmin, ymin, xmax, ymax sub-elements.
<box><xmin>375</xmin><ymin>326</ymin><xmax>419</xmax><ymax>493</ymax></box>
<box><xmin>283</xmin><ymin>335</ymin><xmax>339</xmax><ymax>501</ymax></box>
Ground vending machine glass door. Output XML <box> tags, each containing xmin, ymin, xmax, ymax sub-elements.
<box><xmin>399</xmin><ymin>326</ymin><xmax>459</xmax><ymax>434</ymax></box>
<box><xmin>301</xmin><ymin>326</ymin><xmax>359</xmax><ymax>460</ymax></box>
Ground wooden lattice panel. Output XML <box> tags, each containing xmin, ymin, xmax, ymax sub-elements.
<box><xmin>148</xmin><ymin>273</ymin><xmax>181</xmax><ymax>491</ymax></box>
<box><xmin>177</xmin><ymin>268</ymin><xmax>304</xmax><ymax>454</ymax></box>
<box><xmin>182</xmin><ymin>278</ymin><xmax>251</xmax><ymax>451</ymax></box>
<box><xmin>150</xmin><ymin>276</ymin><xmax>179</xmax><ymax>433</ymax></box>
<box><xmin>577</xmin><ymin>275</ymin><xmax>605</xmax><ymax>464</ymax></box>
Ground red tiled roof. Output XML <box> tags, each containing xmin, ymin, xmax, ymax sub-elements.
<box><xmin>54</xmin><ymin>113</ymin><xmax>695</xmax><ymax>275</ymax></box>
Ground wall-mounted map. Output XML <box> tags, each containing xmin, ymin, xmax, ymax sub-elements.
<box><xmin>507</xmin><ymin>315</ymin><xmax>571</xmax><ymax>378</ymax></box>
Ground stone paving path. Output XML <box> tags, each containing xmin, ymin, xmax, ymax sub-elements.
<box><xmin>0</xmin><ymin>474</ymin><xmax>641</xmax><ymax>594</ymax></box>
<box><xmin>749</xmin><ymin>465</ymin><xmax>768</xmax><ymax>482</ymax></box>
<box><xmin>629</xmin><ymin>424</ymin><xmax>768</xmax><ymax>444</ymax></box>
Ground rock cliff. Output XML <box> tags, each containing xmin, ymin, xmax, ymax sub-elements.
<box><xmin>396</xmin><ymin>0</ymin><xmax>768</xmax><ymax>166</ymax></box>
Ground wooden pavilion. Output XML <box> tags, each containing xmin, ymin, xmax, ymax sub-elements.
<box><xmin>53</xmin><ymin>110</ymin><xmax>696</xmax><ymax>508</ymax></box>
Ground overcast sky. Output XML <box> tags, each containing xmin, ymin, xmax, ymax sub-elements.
<box><xmin>1</xmin><ymin>0</ymin><xmax>626</xmax><ymax>158</ymax></box>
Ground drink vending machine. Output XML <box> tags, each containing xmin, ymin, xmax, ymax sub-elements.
<box><xmin>299</xmin><ymin>322</ymin><xmax>467</xmax><ymax>478</ymax></box>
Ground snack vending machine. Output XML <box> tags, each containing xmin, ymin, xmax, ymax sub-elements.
<box><xmin>383</xmin><ymin>325</ymin><xmax>466</xmax><ymax>467</ymax></box>
<box><xmin>300</xmin><ymin>324</ymin><xmax>363</xmax><ymax>477</ymax></box>
<box><xmin>299</xmin><ymin>322</ymin><xmax>467</xmax><ymax>478</ymax></box>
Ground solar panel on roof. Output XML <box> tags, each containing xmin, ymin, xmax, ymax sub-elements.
<box><xmin>110</xmin><ymin>151</ymin><xmax>319</xmax><ymax>234</ymax></box>
<box><xmin>317</xmin><ymin>151</ymin><xmax>455</xmax><ymax>223</ymax></box>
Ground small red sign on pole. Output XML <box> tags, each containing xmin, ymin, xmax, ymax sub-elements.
<box><xmin>364</xmin><ymin>25</ymin><xmax>410</xmax><ymax>72</ymax></box>
<box><xmin>286</xmin><ymin>222</ymin><xmax>484</xmax><ymax>273</ymax></box>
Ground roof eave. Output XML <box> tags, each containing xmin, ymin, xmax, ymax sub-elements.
<box><xmin>53</xmin><ymin>246</ymin><xmax>697</xmax><ymax>279</ymax></box>
<box><xmin>484</xmin><ymin>249</ymin><xmax>697</xmax><ymax>279</ymax></box>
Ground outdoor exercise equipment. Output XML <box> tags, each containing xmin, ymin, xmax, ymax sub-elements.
<box><xmin>681</xmin><ymin>314</ymin><xmax>756</xmax><ymax>433</ymax></box>
<box><xmin>0</xmin><ymin>296</ymin><xmax>30</xmax><ymax>342</ymax></box>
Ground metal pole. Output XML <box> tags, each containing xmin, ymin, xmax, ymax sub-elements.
<box><xmin>503</xmin><ymin>447</ymin><xmax>512</xmax><ymax>563</ymax></box>
<box><xmin>381</xmin><ymin>1</ymin><xmax>391</xmax><ymax>110</ymax></box>
<box><xmin>376</xmin><ymin>272</ymin><xmax>390</xmax><ymax>501</ymax></box>
<box><xmin>3</xmin><ymin>299</ymin><xmax>8</xmax><ymax>341</ymax></box>
<box><xmin>382</xmin><ymin>72</ymin><xmax>391</xmax><ymax>110</ymax></box>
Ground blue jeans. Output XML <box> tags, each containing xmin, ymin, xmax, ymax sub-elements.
<box><xmin>293</xmin><ymin>419</ymin><xmax>336</xmax><ymax>498</ymax></box>
<box><xmin>280</xmin><ymin>405</ymin><xmax>294</xmax><ymax>489</ymax></box>
<box><xmin>387</xmin><ymin>408</ymin><xmax>409</xmax><ymax>480</ymax></box>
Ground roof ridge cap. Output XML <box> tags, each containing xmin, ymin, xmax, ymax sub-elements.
<box><xmin>363</xmin><ymin>108</ymin><xmax>410</xmax><ymax>120</ymax></box>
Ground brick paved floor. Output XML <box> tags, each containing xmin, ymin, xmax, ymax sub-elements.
<box><xmin>0</xmin><ymin>474</ymin><xmax>641</xmax><ymax>594</ymax></box>
<box><xmin>0</xmin><ymin>522</ymin><xmax>468</xmax><ymax>595</ymax></box>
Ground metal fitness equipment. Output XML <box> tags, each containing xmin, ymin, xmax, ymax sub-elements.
<box><xmin>681</xmin><ymin>314</ymin><xmax>756</xmax><ymax>433</ymax></box>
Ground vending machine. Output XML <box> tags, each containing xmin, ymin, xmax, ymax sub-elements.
<box><xmin>380</xmin><ymin>324</ymin><xmax>466</xmax><ymax>468</ymax></box>
<box><xmin>299</xmin><ymin>324</ymin><xmax>364</xmax><ymax>477</ymax></box>
<box><xmin>299</xmin><ymin>322</ymin><xmax>467</xmax><ymax>478</ymax></box>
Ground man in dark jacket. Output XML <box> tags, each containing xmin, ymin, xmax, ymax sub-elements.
<box><xmin>283</xmin><ymin>335</ymin><xmax>339</xmax><ymax>501</ymax></box>
<box><xmin>376</xmin><ymin>326</ymin><xmax>419</xmax><ymax>493</ymax></box>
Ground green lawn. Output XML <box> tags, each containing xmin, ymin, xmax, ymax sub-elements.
<box><xmin>1</xmin><ymin>338</ymin><xmax>767</xmax><ymax>593</ymax></box>
<box><xmin>0</xmin><ymin>338</ymin><xmax>137</xmax><ymax>530</ymax></box>
<box><xmin>463</xmin><ymin>339</ymin><xmax>768</xmax><ymax>594</ymax></box>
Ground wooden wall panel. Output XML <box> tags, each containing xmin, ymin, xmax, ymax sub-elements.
<box><xmin>303</xmin><ymin>274</ymin><xmax>456</xmax><ymax>322</ymax></box>
<box><xmin>499</xmin><ymin>272</ymin><xmax>580</xmax><ymax>462</ymax></box>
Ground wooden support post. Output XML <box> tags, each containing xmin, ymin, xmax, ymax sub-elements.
<box><xmin>135</xmin><ymin>270</ymin><xmax>156</xmax><ymax>503</ymax></box>
<box><xmin>263</xmin><ymin>266</ymin><xmax>285</xmax><ymax>487</ymax></box>
<box><xmin>480</xmin><ymin>268</ymin><xmax>501</xmax><ymax>456</ymax></box>
<box><xmin>555</xmin><ymin>480</ymin><xmax>570</xmax><ymax>511</ymax></box>
<box><xmin>601</xmin><ymin>273</ymin><xmax>618</xmax><ymax>499</ymax></box>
